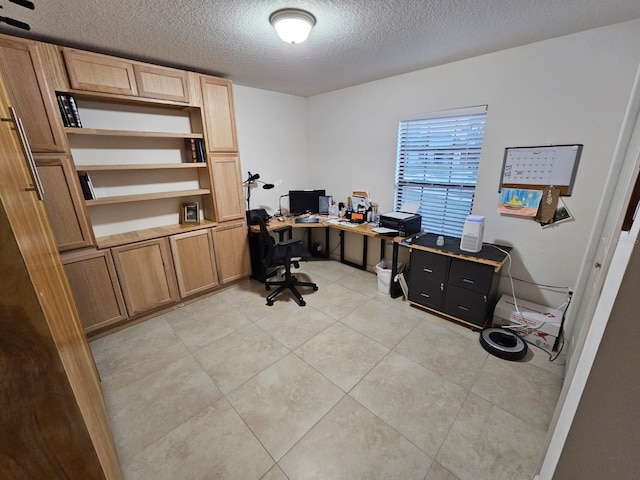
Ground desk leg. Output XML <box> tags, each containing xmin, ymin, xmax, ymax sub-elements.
<box><xmin>339</xmin><ymin>229</ymin><xmax>367</xmax><ymax>270</ymax></box>
<box><xmin>324</xmin><ymin>227</ymin><xmax>330</xmax><ymax>258</ymax></box>
<box><xmin>390</xmin><ymin>241</ymin><xmax>402</xmax><ymax>298</ymax></box>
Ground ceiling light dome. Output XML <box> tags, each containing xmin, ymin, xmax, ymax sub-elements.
<box><xmin>269</xmin><ymin>8</ymin><xmax>316</xmax><ymax>44</ymax></box>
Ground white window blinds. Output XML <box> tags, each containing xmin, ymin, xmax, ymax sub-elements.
<box><xmin>395</xmin><ymin>106</ymin><xmax>487</xmax><ymax>237</ymax></box>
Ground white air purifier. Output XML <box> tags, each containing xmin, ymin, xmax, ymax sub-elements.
<box><xmin>460</xmin><ymin>215</ymin><xmax>485</xmax><ymax>253</ymax></box>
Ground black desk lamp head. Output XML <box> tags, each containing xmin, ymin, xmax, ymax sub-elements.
<box><xmin>243</xmin><ymin>171</ymin><xmax>274</xmax><ymax>212</ymax></box>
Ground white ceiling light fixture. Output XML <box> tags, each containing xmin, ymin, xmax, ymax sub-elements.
<box><xmin>269</xmin><ymin>8</ymin><xmax>316</xmax><ymax>44</ymax></box>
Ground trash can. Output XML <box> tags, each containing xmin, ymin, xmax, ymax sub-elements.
<box><xmin>375</xmin><ymin>260</ymin><xmax>404</xmax><ymax>294</ymax></box>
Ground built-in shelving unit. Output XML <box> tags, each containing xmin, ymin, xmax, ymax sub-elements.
<box><xmin>65</xmin><ymin>127</ymin><xmax>203</xmax><ymax>138</ymax></box>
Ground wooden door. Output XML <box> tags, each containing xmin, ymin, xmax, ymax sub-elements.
<box><xmin>111</xmin><ymin>238</ymin><xmax>179</xmax><ymax>316</ymax></box>
<box><xmin>200</xmin><ymin>75</ymin><xmax>238</xmax><ymax>152</ymax></box>
<box><xmin>35</xmin><ymin>154</ymin><xmax>94</xmax><ymax>251</ymax></box>
<box><xmin>211</xmin><ymin>155</ymin><xmax>245</xmax><ymax>221</ymax></box>
<box><xmin>0</xmin><ymin>34</ymin><xmax>67</xmax><ymax>153</ymax></box>
<box><xmin>211</xmin><ymin>222</ymin><xmax>250</xmax><ymax>283</ymax></box>
<box><xmin>62</xmin><ymin>248</ymin><xmax>127</xmax><ymax>335</ymax></box>
<box><xmin>133</xmin><ymin>63</ymin><xmax>190</xmax><ymax>102</ymax></box>
<box><xmin>170</xmin><ymin>229</ymin><xmax>219</xmax><ymax>297</ymax></box>
<box><xmin>63</xmin><ymin>48</ymin><xmax>138</xmax><ymax>96</ymax></box>
<box><xmin>0</xmin><ymin>72</ymin><xmax>122</xmax><ymax>479</ymax></box>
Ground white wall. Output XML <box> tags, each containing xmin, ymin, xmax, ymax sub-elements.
<box><xmin>233</xmin><ymin>85</ymin><xmax>309</xmax><ymax>216</ymax></box>
<box><xmin>305</xmin><ymin>20</ymin><xmax>640</xmax><ymax>313</ymax></box>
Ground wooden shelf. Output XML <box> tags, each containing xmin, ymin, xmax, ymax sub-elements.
<box><xmin>77</xmin><ymin>163</ymin><xmax>207</xmax><ymax>171</ymax></box>
<box><xmin>67</xmin><ymin>89</ymin><xmax>197</xmax><ymax>109</ymax></box>
<box><xmin>95</xmin><ymin>220</ymin><xmax>218</xmax><ymax>249</ymax></box>
<box><xmin>86</xmin><ymin>189</ymin><xmax>211</xmax><ymax>206</ymax></box>
<box><xmin>65</xmin><ymin>127</ymin><xmax>202</xmax><ymax>139</ymax></box>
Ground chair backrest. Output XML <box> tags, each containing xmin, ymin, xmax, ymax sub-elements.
<box><xmin>249</xmin><ymin>214</ymin><xmax>276</xmax><ymax>267</ymax></box>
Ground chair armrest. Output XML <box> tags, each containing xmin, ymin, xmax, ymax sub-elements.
<box><xmin>278</xmin><ymin>238</ymin><xmax>302</xmax><ymax>247</ymax></box>
<box><xmin>273</xmin><ymin>225</ymin><xmax>293</xmax><ymax>242</ymax></box>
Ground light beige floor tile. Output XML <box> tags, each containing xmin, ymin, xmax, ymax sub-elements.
<box><xmin>304</xmin><ymin>283</ymin><xmax>370</xmax><ymax>320</ymax></box>
<box><xmin>471</xmin><ymin>354</ymin><xmax>563</xmax><ymax>430</ymax></box>
<box><xmin>279</xmin><ymin>395</ymin><xmax>432</xmax><ymax>480</ymax></box>
<box><xmin>350</xmin><ymin>351</ymin><xmax>468</xmax><ymax>456</ymax></box>
<box><xmin>256</xmin><ymin>303</ymin><xmax>335</xmax><ymax>350</ymax></box>
<box><xmin>340</xmin><ymin>299</ymin><xmax>421</xmax><ymax>347</ymax></box>
<box><xmin>165</xmin><ymin>299</ymin><xmax>251</xmax><ymax>352</ymax></box>
<box><xmin>226</xmin><ymin>353</ymin><xmax>344</xmax><ymax>461</ymax></box>
<box><xmin>426</xmin><ymin>461</ymin><xmax>461</xmax><ymax>480</ymax></box>
<box><xmin>218</xmin><ymin>279</ymin><xmax>289</xmax><ymax>321</ymax></box>
<box><xmin>303</xmin><ymin>259</ymin><xmax>355</xmax><ymax>282</ymax></box>
<box><xmin>90</xmin><ymin>317</ymin><xmax>190</xmax><ymax>387</ymax></box>
<box><xmin>124</xmin><ymin>398</ymin><xmax>274</xmax><ymax>480</ymax></box>
<box><xmin>295</xmin><ymin>322</ymin><xmax>389</xmax><ymax>391</ymax></box>
<box><xmin>261</xmin><ymin>465</ymin><xmax>288</xmax><ymax>480</ymax></box>
<box><xmin>395</xmin><ymin>316</ymin><xmax>488</xmax><ymax>388</ymax></box>
<box><xmin>436</xmin><ymin>393</ymin><xmax>547</xmax><ymax>480</ymax></box>
<box><xmin>519</xmin><ymin>344</ymin><xmax>566</xmax><ymax>378</ymax></box>
<box><xmin>102</xmin><ymin>355</ymin><xmax>222</xmax><ymax>463</ymax></box>
<box><xmin>194</xmin><ymin>323</ymin><xmax>289</xmax><ymax>393</ymax></box>
<box><xmin>337</xmin><ymin>268</ymin><xmax>379</xmax><ymax>297</ymax></box>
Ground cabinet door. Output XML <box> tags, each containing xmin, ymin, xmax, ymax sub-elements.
<box><xmin>448</xmin><ymin>259</ymin><xmax>494</xmax><ymax>294</ymax></box>
<box><xmin>61</xmin><ymin>248</ymin><xmax>127</xmax><ymax>334</ymax></box>
<box><xmin>170</xmin><ymin>229</ymin><xmax>219</xmax><ymax>297</ymax></box>
<box><xmin>211</xmin><ymin>222</ymin><xmax>250</xmax><ymax>283</ymax></box>
<box><xmin>0</xmin><ymin>36</ymin><xmax>67</xmax><ymax>153</ymax></box>
<box><xmin>443</xmin><ymin>285</ymin><xmax>488</xmax><ymax>327</ymax></box>
<box><xmin>35</xmin><ymin>154</ymin><xmax>94</xmax><ymax>251</ymax></box>
<box><xmin>133</xmin><ymin>64</ymin><xmax>190</xmax><ymax>102</ymax></box>
<box><xmin>112</xmin><ymin>238</ymin><xmax>179</xmax><ymax>316</ymax></box>
<box><xmin>63</xmin><ymin>48</ymin><xmax>138</xmax><ymax>96</ymax></box>
<box><xmin>211</xmin><ymin>155</ymin><xmax>245</xmax><ymax>221</ymax></box>
<box><xmin>200</xmin><ymin>76</ymin><xmax>238</xmax><ymax>152</ymax></box>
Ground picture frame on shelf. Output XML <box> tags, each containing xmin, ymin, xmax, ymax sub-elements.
<box><xmin>181</xmin><ymin>202</ymin><xmax>200</xmax><ymax>224</ymax></box>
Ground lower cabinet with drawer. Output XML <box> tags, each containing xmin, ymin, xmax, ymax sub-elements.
<box><xmin>408</xmin><ymin>241</ymin><xmax>507</xmax><ymax>328</ymax></box>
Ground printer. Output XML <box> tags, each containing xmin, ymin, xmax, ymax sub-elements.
<box><xmin>380</xmin><ymin>211</ymin><xmax>422</xmax><ymax>236</ymax></box>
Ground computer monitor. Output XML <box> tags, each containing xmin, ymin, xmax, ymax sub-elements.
<box><xmin>288</xmin><ymin>189</ymin><xmax>326</xmax><ymax>215</ymax></box>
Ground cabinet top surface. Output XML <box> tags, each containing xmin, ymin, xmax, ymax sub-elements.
<box><xmin>404</xmin><ymin>233</ymin><xmax>511</xmax><ymax>269</ymax></box>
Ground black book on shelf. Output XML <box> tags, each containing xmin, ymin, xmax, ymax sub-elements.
<box><xmin>55</xmin><ymin>93</ymin><xmax>70</xmax><ymax>127</ymax></box>
<box><xmin>195</xmin><ymin>138</ymin><xmax>206</xmax><ymax>163</ymax></box>
<box><xmin>77</xmin><ymin>172</ymin><xmax>95</xmax><ymax>200</ymax></box>
<box><xmin>184</xmin><ymin>138</ymin><xmax>198</xmax><ymax>162</ymax></box>
<box><xmin>57</xmin><ymin>93</ymin><xmax>77</xmax><ymax>128</ymax></box>
<box><xmin>66</xmin><ymin>94</ymin><xmax>83</xmax><ymax>128</ymax></box>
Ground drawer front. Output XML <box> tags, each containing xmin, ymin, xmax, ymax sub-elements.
<box><xmin>408</xmin><ymin>276</ymin><xmax>444</xmax><ymax>309</ymax></box>
<box><xmin>448</xmin><ymin>259</ymin><xmax>494</xmax><ymax>294</ymax></box>
<box><xmin>443</xmin><ymin>285</ymin><xmax>488</xmax><ymax>326</ymax></box>
<box><xmin>410</xmin><ymin>249</ymin><xmax>449</xmax><ymax>282</ymax></box>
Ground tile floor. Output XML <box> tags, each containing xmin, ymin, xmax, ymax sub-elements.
<box><xmin>90</xmin><ymin>260</ymin><xmax>565</xmax><ymax>480</ymax></box>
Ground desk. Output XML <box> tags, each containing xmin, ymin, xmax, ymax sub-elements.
<box><xmin>249</xmin><ymin>217</ymin><xmax>414</xmax><ymax>298</ymax></box>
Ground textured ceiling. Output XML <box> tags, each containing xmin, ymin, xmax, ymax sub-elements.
<box><xmin>2</xmin><ymin>0</ymin><xmax>640</xmax><ymax>97</ymax></box>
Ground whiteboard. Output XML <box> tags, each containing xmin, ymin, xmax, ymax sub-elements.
<box><xmin>499</xmin><ymin>144</ymin><xmax>582</xmax><ymax>195</ymax></box>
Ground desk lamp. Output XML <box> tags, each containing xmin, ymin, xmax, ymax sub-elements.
<box><xmin>243</xmin><ymin>171</ymin><xmax>274</xmax><ymax>211</ymax></box>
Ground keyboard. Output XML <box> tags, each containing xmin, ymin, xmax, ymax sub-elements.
<box><xmin>294</xmin><ymin>216</ymin><xmax>320</xmax><ymax>224</ymax></box>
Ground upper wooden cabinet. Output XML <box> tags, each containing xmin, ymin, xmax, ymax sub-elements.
<box><xmin>200</xmin><ymin>76</ymin><xmax>238</xmax><ymax>152</ymax></box>
<box><xmin>63</xmin><ymin>48</ymin><xmax>191</xmax><ymax>103</ymax></box>
<box><xmin>210</xmin><ymin>155</ymin><xmax>245</xmax><ymax>222</ymax></box>
<box><xmin>0</xmin><ymin>36</ymin><xmax>67</xmax><ymax>153</ymax></box>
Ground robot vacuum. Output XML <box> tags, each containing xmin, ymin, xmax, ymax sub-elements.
<box><xmin>479</xmin><ymin>328</ymin><xmax>528</xmax><ymax>361</ymax></box>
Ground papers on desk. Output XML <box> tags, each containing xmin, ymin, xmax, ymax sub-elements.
<box><xmin>327</xmin><ymin>219</ymin><xmax>360</xmax><ymax>227</ymax></box>
<box><xmin>371</xmin><ymin>226</ymin><xmax>398</xmax><ymax>235</ymax></box>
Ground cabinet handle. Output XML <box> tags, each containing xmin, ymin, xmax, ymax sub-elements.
<box><xmin>8</xmin><ymin>107</ymin><xmax>44</xmax><ymax>200</ymax></box>
<box><xmin>457</xmin><ymin>305</ymin><xmax>470</xmax><ymax>311</ymax></box>
<box><xmin>420</xmin><ymin>292</ymin><xmax>430</xmax><ymax>299</ymax></box>
<box><xmin>423</xmin><ymin>268</ymin><xmax>433</xmax><ymax>273</ymax></box>
<box><xmin>462</xmin><ymin>278</ymin><xmax>475</xmax><ymax>284</ymax></box>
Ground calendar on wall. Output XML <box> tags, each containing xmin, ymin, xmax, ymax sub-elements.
<box><xmin>499</xmin><ymin>144</ymin><xmax>583</xmax><ymax>195</ymax></box>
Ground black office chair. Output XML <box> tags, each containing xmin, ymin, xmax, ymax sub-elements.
<box><xmin>250</xmin><ymin>214</ymin><xmax>318</xmax><ymax>306</ymax></box>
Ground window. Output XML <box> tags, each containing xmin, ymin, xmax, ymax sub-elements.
<box><xmin>395</xmin><ymin>106</ymin><xmax>487</xmax><ymax>237</ymax></box>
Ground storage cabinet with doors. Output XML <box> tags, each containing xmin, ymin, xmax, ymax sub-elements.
<box><xmin>63</xmin><ymin>47</ymin><xmax>191</xmax><ymax>103</ymax></box>
<box><xmin>111</xmin><ymin>238</ymin><xmax>179</xmax><ymax>317</ymax></box>
<box><xmin>35</xmin><ymin>154</ymin><xmax>94</xmax><ymax>251</ymax></box>
<box><xmin>61</xmin><ymin>248</ymin><xmax>127</xmax><ymax>334</ymax></box>
<box><xmin>200</xmin><ymin>75</ymin><xmax>238</xmax><ymax>152</ymax></box>
<box><xmin>170</xmin><ymin>229</ymin><xmax>219</xmax><ymax>298</ymax></box>
<box><xmin>0</xmin><ymin>34</ymin><xmax>68</xmax><ymax>153</ymax></box>
<box><xmin>407</xmin><ymin>233</ymin><xmax>509</xmax><ymax>328</ymax></box>
<box><xmin>212</xmin><ymin>221</ymin><xmax>251</xmax><ymax>284</ymax></box>
<box><xmin>210</xmin><ymin>155</ymin><xmax>245</xmax><ymax>222</ymax></box>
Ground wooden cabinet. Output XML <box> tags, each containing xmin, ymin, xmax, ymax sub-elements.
<box><xmin>212</xmin><ymin>221</ymin><xmax>251</xmax><ymax>283</ymax></box>
<box><xmin>63</xmin><ymin>48</ymin><xmax>138</xmax><ymax>96</ymax></box>
<box><xmin>112</xmin><ymin>238</ymin><xmax>179</xmax><ymax>317</ymax></box>
<box><xmin>170</xmin><ymin>229</ymin><xmax>219</xmax><ymax>297</ymax></box>
<box><xmin>211</xmin><ymin>155</ymin><xmax>245</xmax><ymax>221</ymax></box>
<box><xmin>63</xmin><ymin>48</ymin><xmax>191</xmax><ymax>103</ymax></box>
<box><xmin>35</xmin><ymin>154</ymin><xmax>94</xmax><ymax>251</ymax></box>
<box><xmin>61</xmin><ymin>248</ymin><xmax>127</xmax><ymax>334</ymax></box>
<box><xmin>0</xmin><ymin>35</ymin><xmax>67</xmax><ymax>153</ymax></box>
<box><xmin>0</xmin><ymin>74</ymin><xmax>122</xmax><ymax>478</ymax></box>
<box><xmin>408</xmin><ymin>234</ymin><xmax>508</xmax><ymax>328</ymax></box>
<box><xmin>200</xmin><ymin>76</ymin><xmax>238</xmax><ymax>152</ymax></box>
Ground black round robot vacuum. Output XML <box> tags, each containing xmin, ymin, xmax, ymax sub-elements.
<box><xmin>479</xmin><ymin>328</ymin><xmax>528</xmax><ymax>361</ymax></box>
